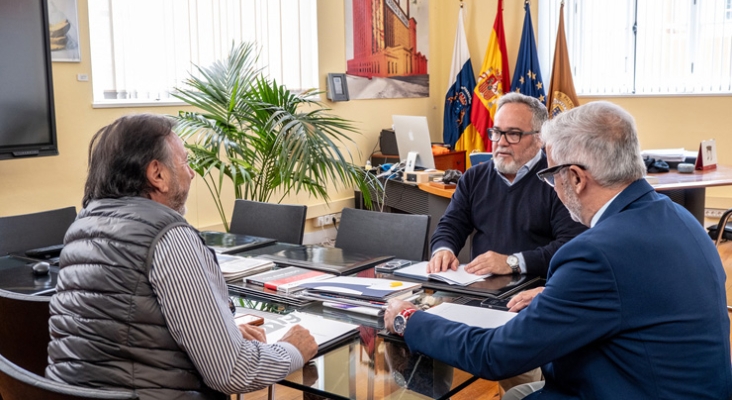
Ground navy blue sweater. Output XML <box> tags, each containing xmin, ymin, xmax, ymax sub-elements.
<box><xmin>431</xmin><ymin>154</ymin><xmax>587</xmax><ymax>277</ymax></box>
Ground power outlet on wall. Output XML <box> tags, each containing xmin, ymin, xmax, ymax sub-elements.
<box><xmin>314</xmin><ymin>213</ymin><xmax>341</xmax><ymax>227</ymax></box>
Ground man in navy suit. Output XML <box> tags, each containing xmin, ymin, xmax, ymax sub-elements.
<box><xmin>385</xmin><ymin>101</ymin><xmax>732</xmax><ymax>399</ymax></box>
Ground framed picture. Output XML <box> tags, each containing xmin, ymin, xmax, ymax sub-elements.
<box><xmin>326</xmin><ymin>73</ymin><xmax>349</xmax><ymax>102</ymax></box>
<box><xmin>47</xmin><ymin>0</ymin><xmax>80</xmax><ymax>62</ymax></box>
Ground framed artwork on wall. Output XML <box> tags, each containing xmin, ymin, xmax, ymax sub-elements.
<box><xmin>48</xmin><ymin>0</ymin><xmax>80</xmax><ymax>62</ymax></box>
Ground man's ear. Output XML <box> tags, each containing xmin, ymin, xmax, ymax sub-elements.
<box><xmin>568</xmin><ymin>166</ymin><xmax>586</xmax><ymax>195</ymax></box>
<box><xmin>146</xmin><ymin>159</ymin><xmax>169</xmax><ymax>194</ymax></box>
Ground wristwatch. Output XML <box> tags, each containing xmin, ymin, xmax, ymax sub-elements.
<box><xmin>506</xmin><ymin>254</ymin><xmax>521</xmax><ymax>275</ymax></box>
<box><xmin>393</xmin><ymin>308</ymin><xmax>417</xmax><ymax>336</ymax></box>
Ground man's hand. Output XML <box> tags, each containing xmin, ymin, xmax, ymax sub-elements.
<box><xmin>237</xmin><ymin>323</ymin><xmax>266</xmax><ymax>343</ymax></box>
<box><xmin>464</xmin><ymin>251</ymin><xmax>511</xmax><ymax>275</ymax></box>
<box><xmin>279</xmin><ymin>325</ymin><xmax>318</xmax><ymax>362</ymax></box>
<box><xmin>384</xmin><ymin>299</ymin><xmax>418</xmax><ymax>334</ymax></box>
<box><xmin>506</xmin><ymin>287</ymin><xmax>545</xmax><ymax>312</ymax></box>
<box><xmin>428</xmin><ymin>250</ymin><xmax>459</xmax><ymax>273</ymax></box>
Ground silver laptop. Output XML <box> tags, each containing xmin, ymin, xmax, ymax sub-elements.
<box><xmin>392</xmin><ymin>115</ymin><xmax>436</xmax><ymax>171</ymax></box>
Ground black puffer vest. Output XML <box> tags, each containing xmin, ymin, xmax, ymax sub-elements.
<box><xmin>46</xmin><ymin>197</ymin><xmax>226</xmax><ymax>400</ymax></box>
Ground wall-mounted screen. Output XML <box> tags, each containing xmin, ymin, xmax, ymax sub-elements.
<box><xmin>0</xmin><ymin>0</ymin><xmax>58</xmax><ymax>160</ymax></box>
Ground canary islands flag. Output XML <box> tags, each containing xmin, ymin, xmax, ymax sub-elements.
<box><xmin>443</xmin><ymin>7</ymin><xmax>476</xmax><ymax>150</ymax></box>
<box><xmin>469</xmin><ymin>0</ymin><xmax>510</xmax><ymax>153</ymax></box>
<box><xmin>511</xmin><ymin>2</ymin><xmax>545</xmax><ymax>103</ymax></box>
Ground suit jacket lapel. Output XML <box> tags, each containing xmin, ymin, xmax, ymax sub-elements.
<box><xmin>596</xmin><ymin>179</ymin><xmax>656</xmax><ymax>225</ymax></box>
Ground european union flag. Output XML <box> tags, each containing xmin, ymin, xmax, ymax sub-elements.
<box><xmin>511</xmin><ymin>2</ymin><xmax>545</xmax><ymax>103</ymax></box>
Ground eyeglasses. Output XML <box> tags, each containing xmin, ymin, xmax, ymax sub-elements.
<box><xmin>536</xmin><ymin>163</ymin><xmax>586</xmax><ymax>187</ymax></box>
<box><xmin>488</xmin><ymin>128</ymin><xmax>538</xmax><ymax>144</ymax></box>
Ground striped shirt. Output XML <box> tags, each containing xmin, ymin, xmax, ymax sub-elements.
<box><xmin>148</xmin><ymin>226</ymin><xmax>304</xmax><ymax>394</ymax></box>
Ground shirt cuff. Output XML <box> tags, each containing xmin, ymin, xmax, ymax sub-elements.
<box><xmin>516</xmin><ymin>252</ymin><xmax>527</xmax><ymax>274</ymax></box>
<box><xmin>277</xmin><ymin>342</ymin><xmax>305</xmax><ymax>373</ymax></box>
<box><xmin>431</xmin><ymin>247</ymin><xmax>454</xmax><ymax>258</ymax></box>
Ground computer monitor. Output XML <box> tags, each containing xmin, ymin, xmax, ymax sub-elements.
<box><xmin>392</xmin><ymin>115</ymin><xmax>436</xmax><ymax>171</ymax></box>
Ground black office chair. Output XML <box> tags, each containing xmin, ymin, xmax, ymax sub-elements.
<box><xmin>335</xmin><ymin>208</ymin><xmax>431</xmax><ymax>261</ymax></box>
<box><xmin>0</xmin><ymin>207</ymin><xmax>76</xmax><ymax>256</ymax></box>
<box><xmin>229</xmin><ymin>199</ymin><xmax>307</xmax><ymax>245</ymax></box>
<box><xmin>0</xmin><ymin>353</ymin><xmax>138</xmax><ymax>400</ymax></box>
<box><xmin>0</xmin><ymin>289</ymin><xmax>51</xmax><ymax>377</ymax></box>
<box><xmin>709</xmin><ymin>208</ymin><xmax>732</xmax><ymax>246</ymax></box>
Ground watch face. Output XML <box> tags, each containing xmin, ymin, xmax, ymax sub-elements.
<box><xmin>507</xmin><ymin>255</ymin><xmax>519</xmax><ymax>267</ymax></box>
<box><xmin>394</xmin><ymin>314</ymin><xmax>407</xmax><ymax>335</ymax></box>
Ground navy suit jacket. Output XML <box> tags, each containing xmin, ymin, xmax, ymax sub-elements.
<box><xmin>405</xmin><ymin>180</ymin><xmax>732</xmax><ymax>399</ymax></box>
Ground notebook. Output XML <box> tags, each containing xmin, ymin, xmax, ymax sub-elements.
<box><xmin>259</xmin><ymin>245</ymin><xmax>393</xmax><ymax>276</ymax></box>
<box><xmin>393</xmin><ymin>261</ymin><xmax>490</xmax><ymax>286</ymax></box>
<box><xmin>201</xmin><ymin>231</ymin><xmax>276</xmax><ymax>254</ymax></box>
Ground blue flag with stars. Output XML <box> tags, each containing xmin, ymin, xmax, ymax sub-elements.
<box><xmin>511</xmin><ymin>2</ymin><xmax>545</xmax><ymax>103</ymax></box>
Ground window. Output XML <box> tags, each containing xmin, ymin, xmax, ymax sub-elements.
<box><xmin>538</xmin><ymin>0</ymin><xmax>732</xmax><ymax>95</ymax></box>
<box><xmin>88</xmin><ymin>0</ymin><xmax>318</xmax><ymax>106</ymax></box>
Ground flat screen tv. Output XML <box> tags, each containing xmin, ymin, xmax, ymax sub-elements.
<box><xmin>0</xmin><ymin>0</ymin><xmax>58</xmax><ymax>160</ymax></box>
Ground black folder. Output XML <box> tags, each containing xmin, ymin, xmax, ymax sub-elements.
<box><xmin>259</xmin><ymin>245</ymin><xmax>393</xmax><ymax>276</ymax></box>
<box><xmin>200</xmin><ymin>231</ymin><xmax>276</xmax><ymax>254</ymax></box>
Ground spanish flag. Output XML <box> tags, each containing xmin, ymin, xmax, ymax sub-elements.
<box><xmin>466</xmin><ymin>0</ymin><xmax>510</xmax><ymax>154</ymax></box>
<box><xmin>443</xmin><ymin>7</ymin><xmax>476</xmax><ymax>150</ymax></box>
<box><xmin>546</xmin><ymin>2</ymin><xmax>579</xmax><ymax>117</ymax></box>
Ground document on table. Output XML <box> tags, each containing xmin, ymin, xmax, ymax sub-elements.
<box><xmin>235</xmin><ymin>310</ymin><xmax>359</xmax><ymax>353</ymax></box>
<box><xmin>394</xmin><ymin>261</ymin><xmax>490</xmax><ymax>286</ymax></box>
<box><xmin>425</xmin><ymin>302</ymin><xmax>516</xmax><ymax>329</ymax></box>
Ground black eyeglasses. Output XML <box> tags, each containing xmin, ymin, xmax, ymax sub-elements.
<box><xmin>536</xmin><ymin>164</ymin><xmax>586</xmax><ymax>187</ymax></box>
<box><xmin>488</xmin><ymin>128</ymin><xmax>538</xmax><ymax>144</ymax></box>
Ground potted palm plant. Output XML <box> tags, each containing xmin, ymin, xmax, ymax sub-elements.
<box><xmin>173</xmin><ymin>42</ymin><xmax>380</xmax><ymax>231</ymax></box>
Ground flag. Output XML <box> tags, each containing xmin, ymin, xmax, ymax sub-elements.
<box><xmin>546</xmin><ymin>2</ymin><xmax>579</xmax><ymax>117</ymax></box>
<box><xmin>467</xmin><ymin>0</ymin><xmax>510</xmax><ymax>154</ymax></box>
<box><xmin>443</xmin><ymin>7</ymin><xmax>476</xmax><ymax>150</ymax></box>
<box><xmin>511</xmin><ymin>2</ymin><xmax>545</xmax><ymax>103</ymax></box>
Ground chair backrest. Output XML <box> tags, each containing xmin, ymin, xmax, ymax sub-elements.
<box><xmin>229</xmin><ymin>200</ymin><xmax>307</xmax><ymax>245</ymax></box>
<box><xmin>0</xmin><ymin>289</ymin><xmax>51</xmax><ymax>377</ymax></box>
<box><xmin>0</xmin><ymin>353</ymin><xmax>138</xmax><ymax>400</ymax></box>
<box><xmin>0</xmin><ymin>207</ymin><xmax>76</xmax><ymax>256</ymax></box>
<box><xmin>335</xmin><ymin>208</ymin><xmax>431</xmax><ymax>261</ymax></box>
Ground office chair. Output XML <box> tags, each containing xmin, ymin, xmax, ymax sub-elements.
<box><xmin>229</xmin><ymin>200</ymin><xmax>307</xmax><ymax>245</ymax></box>
<box><xmin>335</xmin><ymin>208</ymin><xmax>431</xmax><ymax>261</ymax></box>
<box><xmin>0</xmin><ymin>206</ymin><xmax>76</xmax><ymax>256</ymax></box>
<box><xmin>0</xmin><ymin>289</ymin><xmax>51</xmax><ymax>377</ymax></box>
<box><xmin>710</xmin><ymin>208</ymin><xmax>732</xmax><ymax>246</ymax></box>
<box><xmin>0</xmin><ymin>353</ymin><xmax>138</xmax><ymax>400</ymax></box>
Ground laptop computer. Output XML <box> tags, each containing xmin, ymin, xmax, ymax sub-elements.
<box><xmin>392</xmin><ymin>115</ymin><xmax>436</xmax><ymax>171</ymax></box>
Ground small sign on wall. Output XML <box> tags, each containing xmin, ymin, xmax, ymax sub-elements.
<box><xmin>695</xmin><ymin>139</ymin><xmax>717</xmax><ymax>170</ymax></box>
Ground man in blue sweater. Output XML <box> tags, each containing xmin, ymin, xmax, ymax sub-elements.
<box><xmin>429</xmin><ymin>93</ymin><xmax>586</xmax><ymax>277</ymax></box>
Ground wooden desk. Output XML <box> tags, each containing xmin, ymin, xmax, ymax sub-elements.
<box><xmin>419</xmin><ymin>166</ymin><xmax>732</xmax><ymax>226</ymax></box>
<box><xmin>371</xmin><ymin>150</ymin><xmax>467</xmax><ymax>172</ymax></box>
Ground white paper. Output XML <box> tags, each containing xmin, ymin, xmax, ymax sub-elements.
<box><xmin>394</xmin><ymin>261</ymin><xmax>490</xmax><ymax>286</ymax></box>
<box><xmin>236</xmin><ymin>311</ymin><xmax>358</xmax><ymax>346</ymax></box>
<box><xmin>425</xmin><ymin>302</ymin><xmax>516</xmax><ymax>329</ymax></box>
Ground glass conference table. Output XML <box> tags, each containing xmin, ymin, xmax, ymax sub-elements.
<box><xmin>230</xmin><ymin>294</ymin><xmax>479</xmax><ymax>400</ymax></box>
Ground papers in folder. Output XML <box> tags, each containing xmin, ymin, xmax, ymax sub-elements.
<box><xmin>394</xmin><ymin>261</ymin><xmax>490</xmax><ymax>286</ymax></box>
<box><xmin>640</xmin><ymin>148</ymin><xmax>696</xmax><ymax>162</ymax></box>
<box><xmin>216</xmin><ymin>254</ymin><xmax>275</xmax><ymax>282</ymax></box>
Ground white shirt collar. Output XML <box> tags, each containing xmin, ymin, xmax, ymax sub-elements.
<box><xmin>590</xmin><ymin>192</ymin><xmax>622</xmax><ymax>228</ymax></box>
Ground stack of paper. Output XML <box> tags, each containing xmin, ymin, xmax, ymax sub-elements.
<box><xmin>216</xmin><ymin>254</ymin><xmax>275</xmax><ymax>283</ymax></box>
<box><xmin>297</xmin><ymin>276</ymin><xmax>422</xmax><ymax>308</ymax></box>
<box><xmin>246</xmin><ymin>266</ymin><xmax>335</xmax><ymax>293</ymax></box>
<box><xmin>394</xmin><ymin>261</ymin><xmax>490</xmax><ymax>286</ymax></box>
<box><xmin>640</xmin><ymin>148</ymin><xmax>688</xmax><ymax>162</ymax></box>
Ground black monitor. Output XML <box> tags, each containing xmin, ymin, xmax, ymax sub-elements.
<box><xmin>0</xmin><ymin>0</ymin><xmax>58</xmax><ymax>160</ymax></box>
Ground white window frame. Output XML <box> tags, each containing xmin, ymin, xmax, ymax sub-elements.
<box><xmin>539</xmin><ymin>0</ymin><xmax>732</xmax><ymax>96</ymax></box>
<box><xmin>88</xmin><ymin>0</ymin><xmax>318</xmax><ymax>108</ymax></box>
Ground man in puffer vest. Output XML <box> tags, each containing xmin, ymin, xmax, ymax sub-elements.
<box><xmin>47</xmin><ymin>114</ymin><xmax>317</xmax><ymax>400</ymax></box>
